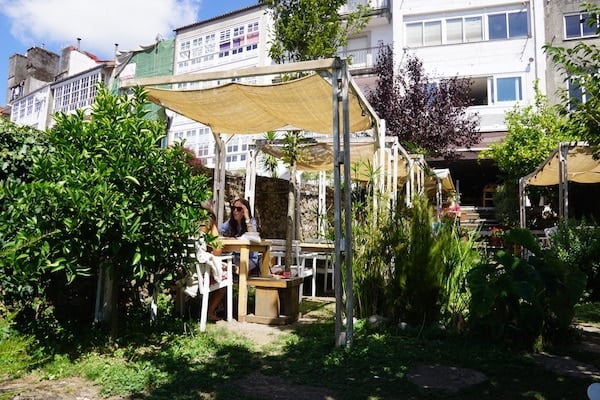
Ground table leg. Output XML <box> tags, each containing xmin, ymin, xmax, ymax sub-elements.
<box><xmin>238</xmin><ymin>247</ymin><xmax>249</xmax><ymax>322</ymax></box>
<box><xmin>260</xmin><ymin>247</ymin><xmax>271</xmax><ymax>277</ymax></box>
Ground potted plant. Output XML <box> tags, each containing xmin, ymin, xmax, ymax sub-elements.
<box><xmin>489</xmin><ymin>226</ymin><xmax>504</xmax><ymax>247</ymax></box>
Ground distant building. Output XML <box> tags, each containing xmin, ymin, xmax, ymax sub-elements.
<box><xmin>544</xmin><ymin>0</ymin><xmax>600</xmax><ymax>107</ymax></box>
<box><xmin>168</xmin><ymin>4</ymin><xmax>273</xmax><ymax>172</ymax></box>
<box><xmin>7</xmin><ymin>46</ymin><xmax>59</xmax><ymax>105</ymax></box>
<box><xmin>8</xmin><ymin>44</ymin><xmax>113</xmax><ymax>129</ymax></box>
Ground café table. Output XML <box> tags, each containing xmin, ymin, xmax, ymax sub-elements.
<box><xmin>220</xmin><ymin>237</ymin><xmax>272</xmax><ymax>322</ymax></box>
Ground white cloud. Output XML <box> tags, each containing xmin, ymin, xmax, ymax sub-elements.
<box><xmin>0</xmin><ymin>0</ymin><xmax>202</xmax><ymax>59</ymax></box>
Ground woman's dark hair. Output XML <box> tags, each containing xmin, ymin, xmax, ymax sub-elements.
<box><xmin>224</xmin><ymin>198</ymin><xmax>252</xmax><ymax>236</ymax></box>
<box><xmin>201</xmin><ymin>202</ymin><xmax>217</xmax><ymax>229</ymax></box>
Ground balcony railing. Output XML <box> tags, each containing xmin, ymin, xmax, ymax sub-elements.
<box><xmin>337</xmin><ymin>46</ymin><xmax>379</xmax><ymax>70</ymax></box>
<box><xmin>339</xmin><ymin>0</ymin><xmax>389</xmax><ymax>15</ymax></box>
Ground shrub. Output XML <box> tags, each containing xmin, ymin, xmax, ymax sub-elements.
<box><xmin>467</xmin><ymin>228</ymin><xmax>587</xmax><ymax>349</ymax></box>
<box><xmin>550</xmin><ymin>219</ymin><xmax>600</xmax><ymax>301</ymax></box>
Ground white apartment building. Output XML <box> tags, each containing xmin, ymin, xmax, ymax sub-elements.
<box><xmin>8</xmin><ymin>46</ymin><xmax>114</xmax><ymax>129</ymax></box>
<box><xmin>9</xmin><ymin>85</ymin><xmax>51</xmax><ymax>129</ymax></box>
<box><xmin>392</xmin><ymin>0</ymin><xmax>546</xmax><ymax>137</ymax></box>
<box><xmin>168</xmin><ymin>4</ymin><xmax>273</xmax><ymax>172</ymax></box>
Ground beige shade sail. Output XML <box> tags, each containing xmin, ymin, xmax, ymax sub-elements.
<box><xmin>145</xmin><ymin>73</ymin><xmax>373</xmax><ymax>135</ymax></box>
<box><xmin>424</xmin><ymin>168</ymin><xmax>456</xmax><ymax>194</ymax></box>
<box><xmin>519</xmin><ymin>142</ymin><xmax>600</xmax><ymax>227</ymax></box>
<box><xmin>523</xmin><ymin>144</ymin><xmax>600</xmax><ymax>186</ymax></box>
<box><xmin>260</xmin><ymin>138</ymin><xmax>414</xmax><ymax>184</ymax></box>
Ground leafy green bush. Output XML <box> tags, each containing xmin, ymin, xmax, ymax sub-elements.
<box><xmin>467</xmin><ymin>228</ymin><xmax>587</xmax><ymax>349</ymax></box>
<box><xmin>389</xmin><ymin>195</ymin><xmax>444</xmax><ymax>326</ymax></box>
<box><xmin>0</xmin><ymin>85</ymin><xmax>213</xmax><ymax>338</ymax></box>
<box><xmin>550</xmin><ymin>219</ymin><xmax>600</xmax><ymax>301</ymax></box>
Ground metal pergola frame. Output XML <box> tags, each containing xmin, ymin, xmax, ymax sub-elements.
<box><xmin>121</xmin><ymin>57</ymin><xmax>376</xmax><ymax>347</ymax></box>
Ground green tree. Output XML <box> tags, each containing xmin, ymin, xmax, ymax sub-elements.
<box><xmin>264</xmin><ymin>0</ymin><xmax>370</xmax><ymax>63</ymax></box>
<box><xmin>263</xmin><ymin>0</ymin><xmax>370</xmax><ymax>268</ymax></box>
<box><xmin>481</xmin><ymin>84</ymin><xmax>577</xmax><ymax>184</ymax></box>
<box><xmin>480</xmin><ymin>84</ymin><xmax>577</xmax><ymax>226</ymax></box>
<box><xmin>544</xmin><ymin>2</ymin><xmax>600</xmax><ymax>149</ymax></box>
<box><xmin>368</xmin><ymin>46</ymin><xmax>480</xmax><ymax>159</ymax></box>
<box><xmin>260</xmin><ymin>131</ymin><xmax>281</xmax><ymax>178</ymax></box>
<box><xmin>0</xmin><ymin>119</ymin><xmax>49</xmax><ymax>184</ymax></box>
<box><xmin>0</xmin><ymin>86</ymin><xmax>211</xmax><ymax>339</ymax></box>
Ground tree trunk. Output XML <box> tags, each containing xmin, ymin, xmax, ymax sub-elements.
<box><xmin>109</xmin><ymin>267</ymin><xmax>120</xmax><ymax>341</ymax></box>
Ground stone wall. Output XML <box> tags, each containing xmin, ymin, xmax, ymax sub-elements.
<box><xmin>208</xmin><ymin>169</ymin><xmax>332</xmax><ymax>240</ymax></box>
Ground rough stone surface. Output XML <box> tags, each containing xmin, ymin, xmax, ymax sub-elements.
<box><xmin>407</xmin><ymin>364</ymin><xmax>488</xmax><ymax>392</ymax></box>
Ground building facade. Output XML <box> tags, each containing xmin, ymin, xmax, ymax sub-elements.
<box><xmin>168</xmin><ymin>4</ymin><xmax>273</xmax><ymax>172</ymax></box>
<box><xmin>8</xmin><ymin>45</ymin><xmax>114</xmax><ymax>129</ymax></box>
<box><xmin>544</xmin><ymin>0</ymin><xmax>600</xmax><ymax>106</ymax></box>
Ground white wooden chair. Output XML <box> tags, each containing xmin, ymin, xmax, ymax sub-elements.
<box><xmin>314</xmin><ymin>252</ymin><xmax>334</xmax><ymax>294</ymax></box>
<box><xmin>302</xmin><ymin>238</ymin><xmax>334</xmax><ymax>295</ymax></box>
<box><xmin>267</xmin><ymin>239</ymin><xmax>317</xmax><ymax>298</ymax></box>
<box><xmin>179</xmin><ymin>237</ymin><xmax>233</xmax><ymax>332</ymax></box>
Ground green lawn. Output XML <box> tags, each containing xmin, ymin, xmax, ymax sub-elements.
<box><xmin>1</xmin><ymin>300</ymin><xmax>598</xmax><ymax>400</ymax></box>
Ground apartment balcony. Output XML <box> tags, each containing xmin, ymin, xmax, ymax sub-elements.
<box><xmin>338</xmin><ymin>46</ymin><xmax>379</xmax><ymax>73</ymax></box>
<box><xmin>340</xmin><ymin>0</ymin><xmax>389</xmax><ymax>16</ymax></box>
<box><xmin>340</xmin><ymin>0</ymin><xmax>390</xmax><ymax>28</ymax></box>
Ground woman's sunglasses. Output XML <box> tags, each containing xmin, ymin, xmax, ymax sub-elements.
<box><xmin>231</xmin><ymin>206</ymin><xmax>244</xmax><ymax>212</ymax></box>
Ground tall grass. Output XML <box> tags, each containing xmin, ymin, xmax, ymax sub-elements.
<box><xmin>351</xmin><ymin>190</ymin><xmax>481</xmax><ymax>329</ymax></box>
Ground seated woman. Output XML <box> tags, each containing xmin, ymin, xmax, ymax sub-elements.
<box><xmin>218</xmin><ymin>197</ymin><xmax>260</xmax><ymax>276</ymax></box>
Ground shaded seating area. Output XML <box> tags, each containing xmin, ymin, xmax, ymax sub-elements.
<box><xmin>520</xmin><ymin>142</ymin><xmax>600</xmax><ymax>227</ymax></box>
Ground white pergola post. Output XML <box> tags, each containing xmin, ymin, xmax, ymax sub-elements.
<box><xmin>318</xmin><ymin>170</ymin><xmax>327</xmax><ymax>238</ymax></box>
<box><xmin>244</xmin><ymin>146</ymin><xmax>258</xmax><ymax>214</ymax></box>
<box><xmin>213</xmin><ymin>133</ymin><xmax>228</xmax><ymax>225</ymax></box>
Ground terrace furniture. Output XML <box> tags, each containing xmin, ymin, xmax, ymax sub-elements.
<box><xmin>179</xmin><ymin>238</ymin><xmax>233</xmax><ymax>332</ymax></box>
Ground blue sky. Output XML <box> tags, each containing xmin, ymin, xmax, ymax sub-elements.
<box><xmin>0</xmin><ymin>0</ymin><xmax>258</xmax><ymax>106</ymax></box>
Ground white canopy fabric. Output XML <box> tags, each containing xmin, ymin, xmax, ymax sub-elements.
<box><xmin>429</xmin><ymin>168</ymin><xmax>456</xmax><ymax>194</ymax></box>
<box><xmin>145</xmin><ymin>73</ymin><xmax>372</xmax><ymax>134</ymax></box>
<box><xmin>519</xmin><ymin>142</ymin><xmax>599</xmax><ymax>227</ymax></box>
<box><xmin>522</xmin><ymin>143</ymin><xmax>600</xmax><ymax>186</ymax></box>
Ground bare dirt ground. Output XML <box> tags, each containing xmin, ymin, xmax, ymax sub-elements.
<box><xmin>1</xmin><ymin>299</ymin><xmax>599</xmax><ymax>400</ymax></box>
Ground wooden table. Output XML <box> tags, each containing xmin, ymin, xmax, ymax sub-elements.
<box><xmin>220</xmin><ymin>237</ymin><xmax>272</xmax><ymax>322</ymax></box>
<box><xmin>299</xmin><ymin>241</ymin><xmax>335</xmax><ymax>254</ymax></box>
<box><xmin>245</xmin><ymin>276</ymin><xmax>304</xmax><ymax>325</ymax></box>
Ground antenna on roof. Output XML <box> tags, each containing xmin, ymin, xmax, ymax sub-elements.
<box><xmin>76</xmin><ymin>37</ymin><xmax>81</xmax><ymax>49</ymax></box>
<box><xmin>114</xmin><ymin>43</ymin><xmax>119</xmax><ymax>54</ymax></box>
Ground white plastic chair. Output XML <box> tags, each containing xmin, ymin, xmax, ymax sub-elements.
<box><xmin>302</xmin><ymin>239</ymin><xmax>334</xmax><ymax>295</ymax></box>
<box><xmin>179</xmin><ymin>237</ymin><xmax>233</xmax><ymax>332</ymax></box>
<box><xmin>267</xmin><ymin>239</ymin><xmax>317</xmax><ymax>298</ymax></box>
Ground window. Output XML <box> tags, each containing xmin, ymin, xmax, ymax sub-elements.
<box><xmin>26</xmin><ymin>98</ymin><xmax>33</xmax><ymax>116</ymax></box>
<box><xmin>465</xmin><ymin>17</ymin><xmax>483</xmax><ymax>42</ymax></box>
<box><xmin>406</xmin><ymin>20</ymin><xmax>442</xmax><ymax>47</ymax></box>
<box><xmin>496</xmin><ymin>77</ymin><xmax>522</xmax><ymax>102</ymax></box>
<box><xmin>406</xmin><ymin>22</ymin><xmax>423</xmax><ymax>47</ymax></box>
<box><xmin>567</xmin><ymin>76</ymin><xmax>593</xmax><ymax>110</ymax></box>
<box><xmin>565</xmin><ymin>13</ymin><xmax>599</xmax><ymax>39</ymax></box>
<box><xmin>446</xmin><ymin>18</ymin><xmax>463</xmax><ymax>44</ymax></box>
<box><xmin>468</xmin><ymin>76</ymin><xmax>522</xmax><ymax>105</ymax></box>
<box><xmin>406</xmin><ymin>9</ymin><xmax>528</xmax><ymax>47</ymax></box>
<box><xmin>488</xmin><ymin>11</ymin><xmax>528</xmax><ymax>40</ymax></box>
<box><xmin>53</xmin><ymin>72</ymin><xmax>101</xmax><ymax>113</ymax></box>
<box><xmin>424</xmin><ymin>21</ymin><xmax>442</xmax><ymax>46</ymax></box>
